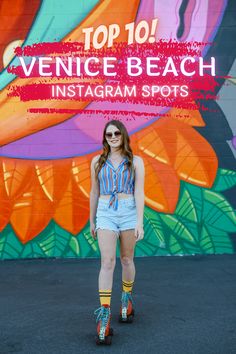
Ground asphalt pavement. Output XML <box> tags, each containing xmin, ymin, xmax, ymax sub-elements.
<box><xmin>0</xmin><ymin>254</ymin><xmax>236</xmax><ymax>354</ymax></box>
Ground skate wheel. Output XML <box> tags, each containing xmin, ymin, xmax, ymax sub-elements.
<box><xmin>105</xmin><ymin>335</ymin><xmax>112</xmax><ymax>345</ymax></box>
<box><xmin>95</xmin><ymin>334</ymin><xmax>112</xmax><ymax>345</ymax></box>
<box><xmin>127</xmin><ymin>315</ymin><xmax>133</xmax><ymax>323</ymax></box>
<box><xmin>119</xmin><ymin>316</ymin><xmax>127</xmax><ymax>323</ymax></box>
<box><xmin>95</xmin><ymin>335</ymin><xmax>102</xmax><ymax>345</ymax></box>
<box><xmin>119</xmin><ymin>314</ymin><xmax>134</xmax><ymax>323</ymax></box>
<box><xmin>119</xmin><ymin>314</ymin><xmax>125</xmax><ymax>322</ymax></box>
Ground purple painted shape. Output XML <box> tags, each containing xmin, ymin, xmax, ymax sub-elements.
<box><xmin>178</xmin><ymin>0</ymin><xmax>197</xmax><ymax>41</ymax></box>
<box><xmin>73</xmin><ymin>102</ymin><xmax>164</xmax><ymax>142</ymax></box>
<box><xmin>174</xmin><ymin>0</ymin><xmax>227</xmax><ymax>56</ymax></box>
<box><xmin>201</xmin><ymin>0</ymin><xmax>228</xmax><ymax>56</ymax></box>
<box><xmin>136</xmin><ymin>0</ymin><xmax>154</xmax><ymax>21</ymax></box>
<box><xmin>0</xmin><ymin>118</ymin><xmax>101</xmax><ymax>159</ymax></box>
<box><xmin>0</xmin><ymin>101</ymin><xmax>164</xmax><ymax>159</ymax></box>
<box><xmin>232</xmin><ymin>136</ymin><xmax>236</xmax><ymax>150</ymax></box>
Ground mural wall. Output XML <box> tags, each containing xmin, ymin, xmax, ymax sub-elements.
<box><xmin>0</xmin><ymin>0</ymin><xmax>235</xmax><ymax>259</ymax></box>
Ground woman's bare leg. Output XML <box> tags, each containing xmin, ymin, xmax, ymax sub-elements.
<box><xmin>97</xmin><ymin>229</ymin><xmax>118</xmax><ymax>289</ymax></box>
<box><xmin>119</xmin><ymin>229</ymin><xmax>136</xmax><ymax>281</ymax></box>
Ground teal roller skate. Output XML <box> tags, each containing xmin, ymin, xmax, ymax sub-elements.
<box><xmin>119</xmin><ymin>291</ymin><xmax>135</xmax><ymax>323</ymax></box>
<box><xmin>94</xmin><ymin>304</ymin><xmax>113</xmax><ymax>345</ymax></box>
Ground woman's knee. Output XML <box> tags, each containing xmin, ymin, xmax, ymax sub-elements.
<box><xmin>101</xmin><ymin>257</ymin><xmax>116</xmax><ymax>270</ymax></box>
<box><xmin>120</xmin><ymin>255</ymin><xmax>134</xmax><ymax>266</ymax></box>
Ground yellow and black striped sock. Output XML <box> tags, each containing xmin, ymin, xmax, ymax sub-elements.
<box><xmin>99</xmin><ymin>289</ymin><xmax>112</xmax><ymax>306</ymax></box>
<box><xmin>122</xmin><ymin>279</ymin><xmax>134</xmax><ymax>293</ymax></box>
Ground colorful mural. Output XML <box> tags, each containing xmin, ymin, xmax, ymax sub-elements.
<box><xmin>0</xmin><ymin>0</ymin><xmax>235</xmax><ymax>259</ymax></box>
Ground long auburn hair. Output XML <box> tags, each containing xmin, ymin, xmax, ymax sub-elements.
<box><xmin>95</xmin><ymin>120</ymin><xmax>135</xmax><ymax>180</ymax></box>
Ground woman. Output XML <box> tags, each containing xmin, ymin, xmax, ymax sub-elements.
<box><xmin>90</xmin><ymin>119</ymin><xmax>145</xmax><ymax>345</ymax></box>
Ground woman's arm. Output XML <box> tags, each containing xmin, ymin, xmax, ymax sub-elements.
<box><xmin>134</xmin><ymin>155</ymin><xmax>145</xmax><ymax>226</ymax></box>
<box><xmin>90</xmin><ymin>155</ymin><xmax>100</xmax><ymax>225</ymax></box>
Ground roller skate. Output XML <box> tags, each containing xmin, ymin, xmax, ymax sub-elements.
<box><xmin>94</xmin><ymin>304</ymin><xmax>113</xmax><ymax>345</ymax></box>
<box><xmin>119</xmin><ymin>291</ymin><xmax>135</xmax><ymax>323</ymax></box>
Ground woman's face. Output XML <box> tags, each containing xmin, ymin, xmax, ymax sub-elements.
<box><xmin>105</xmin><ymin>124</ymin><xmax>123</xmax><ymax>148</ymax></box>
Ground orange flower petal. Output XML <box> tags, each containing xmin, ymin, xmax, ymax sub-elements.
<box><xmin>137</xmin><ymin>150</ymin><xmax>180</xmax><ymax>213</ymax></box>
<box><xmin>131</xmin><ymin>118</ymin><xmax>176</xmax><ymax>165</ymax></box>
<box><xmin>10</xmin><ymin>175</ymin><xmax>53</xmax><ymax>243</ymax></box>
<box><xmin>35</xmin><ymin>159</ymin><xmax>72</xmax><ymax>203</ymax></box>
<box><xmin>132</xmin><ymin>115</ymin><xmax>217</xmax><ymax>188</ymax></box>
<box><xmin>0</xmin><ymin>162</ymin><xmax>11</xmax><ymax>231</ymax></box>
<box><xmin>169</xmin><ymin>107</ymin><xmax>205</xmax><ymax>126</ymax></box>
<box><xmin>2</xmin><ymin>157</ymin><xmax>33</xmax><ymax>199</ymax></box>
<box><xmin>71</xmin><ymin>154</ymin><xmax>96</xmax><ymax>198</ymax></box>
<box><xmin>53</xmin><ymin>179</ymin><xmax>89</xmax><ymax>235</ymax></box>
<box><xmin>173</xmin><ymin>120</ymin><xmax>218</xmax><ymax>186</ymax></box>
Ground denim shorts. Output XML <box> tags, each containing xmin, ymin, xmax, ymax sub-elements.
<box><xmin>95</xmin><ymin>195</ymin><xmax>137</xmax><ymax>239</ymax></box>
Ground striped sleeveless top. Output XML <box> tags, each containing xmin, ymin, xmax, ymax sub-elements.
<box><xmin>98</xmin><ymin>156</ymin><xmax>135</xmax><ymax>210</ymax></box>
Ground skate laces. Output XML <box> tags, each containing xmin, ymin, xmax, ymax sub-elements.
<box><xmin>94</xmin><ymin>306</ymin><xmax>111</xmax><ymax>326</ymax></box>
<box><xmin>121</xmin><ymin>291</ymin><xmax>135</xmax><ymax>308</ymax></box>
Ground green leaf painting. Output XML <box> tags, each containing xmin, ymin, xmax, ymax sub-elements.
<box><xmin>0</xmin><ymin>168</ymin><xmax>235</xmax><ymax>259</ymax></box>
<box><xmin>212</xmin><ymin>169</ymin><xmax>236</xmax><ymax>192</ymax></box>
<box><xmin>203</xmin><ymin>190</ymin><xmax>236</xmax><ymax>232</ymax></box>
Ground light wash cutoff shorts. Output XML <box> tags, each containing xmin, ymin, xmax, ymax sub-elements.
<box><xmin>95</xmin><ymin>195</ymin><xmax>137</xmax><ymax>239</ymax></box>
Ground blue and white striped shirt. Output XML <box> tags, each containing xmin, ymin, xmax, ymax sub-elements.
<box><xmin>98</xmin><ymin>157</ymin><xmax>135</xmax><ymax>210</ymax></box>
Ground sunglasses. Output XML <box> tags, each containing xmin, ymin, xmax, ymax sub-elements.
<box><xmin>105</xmin><ymin>131</ymin><xmax>122</xmax><ymax>139</ymax></box>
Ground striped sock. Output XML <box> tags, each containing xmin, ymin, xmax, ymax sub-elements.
<box><xmin>122</xmin><ymin>279</ymin><xmax>134</xmax><ymax>293</ymax></box>
<box><xmin>99</xmin><ymin>289</ymin><xmax>112</xmax><ymax>306</ymax></box>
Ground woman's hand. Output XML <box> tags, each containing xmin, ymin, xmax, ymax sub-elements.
<box><xmin>135</xmin><ymin>224</ymin><xmax>144</xmax><ymax>242</ymax></box>
<box><xmin>90</xmin><ymin>221</ymin><xmax>97</xmax><ymax>240</ymax></box>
